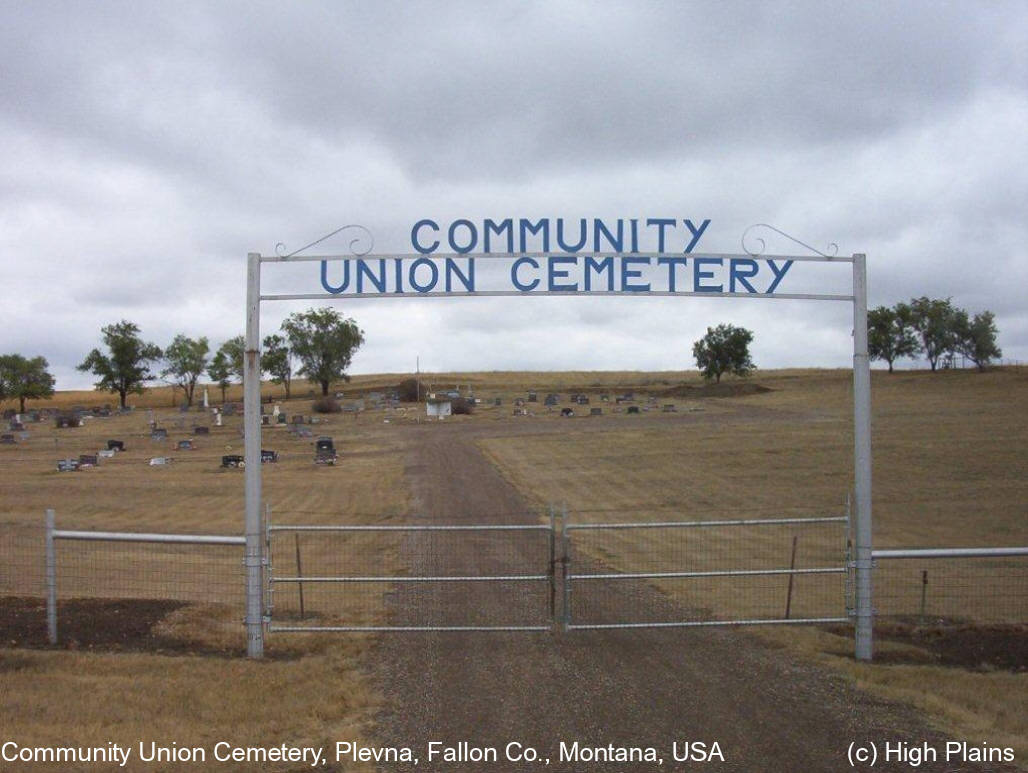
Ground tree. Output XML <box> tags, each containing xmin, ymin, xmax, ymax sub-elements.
<box><xmin>909</xmin><ymin>297</ymin><xmax>960</xmax><ymax>371</ymax></box>
<box><xmin>77</xmin><ymin>320</ymin><xmax>162</xmax><ymax>408</ymax></box>
<box><xmin>955</xmin><ymin>310</ymin><xmax>1001</xmax><ymax>371</ymax></box>
<box><xmin>207</xmin><ymin>349</ymin><xmax>233</xmax><ymax>404</ymax></box>
<box><xmin>282</xmin><ymin>308</ymin><xmax>364</xmax><ymax>396</ymax></box>
<box><xmin>218</xmin><ymin>335</ymin><xmax>246</xmax><ymax>381</ymax></box>
<box><xmin>262</xmin><ymin>334</ymin><xmax>293</xmax><ymax>399</ymax></box>
<box><xmin>0</xmin><ymin>354</ymin><xmax>56</xmax><ymax>412</ymax></box>
<box><xmin>162</xmin><ymin>335</ymin><xmax>210</xmax><ymax>407</ymax></box>
<box><xmin>867</xmin><ymin>303</ymin><xmax>920</xmax><ymax>373</ymax></box>
<box><xmin>692</xmin><ymin>323</ymin><xmax>755</xmax><ymax>383</ymax></box>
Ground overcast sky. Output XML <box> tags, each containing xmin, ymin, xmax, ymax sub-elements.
<box><xmin>2</xmin><ymin>1</ymin><xmax>1026</xmax><ymax>391</ymax></box>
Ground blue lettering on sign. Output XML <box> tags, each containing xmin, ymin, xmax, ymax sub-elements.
<box><xmin>512</xmin><ymin>257</ymin><xmax>540</xmax><ymax>291</ymax></box>
<box><xmin>314</xmin><ymin>218</ymin><xmax>806</xmax><ymax>296</ymax></box>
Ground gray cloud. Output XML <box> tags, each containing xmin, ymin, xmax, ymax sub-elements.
<box><xmin>1</xmin><ymin>1</ymin><xmax>1026</xmax><ymax>390</ymax></box>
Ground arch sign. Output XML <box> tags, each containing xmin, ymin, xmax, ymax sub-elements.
<box><xmin>243</xmin><ymin>220</ymin><xmax>873</xmax><ymax>661</ymax></box>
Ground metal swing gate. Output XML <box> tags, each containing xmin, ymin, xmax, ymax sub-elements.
<box><xmin>266</xmin><ymin>518</ymin><xmax>556</xmax><ymax>632</ymax></box>
<box><xmin>264</xmin><ymin>507</ymin><xmax>851</xmax><ymax>633</ymax></box>
<box><xmin>560</xmin><ymin>511</ymin><xmax>852</xmax><ymax>630</ymax></box>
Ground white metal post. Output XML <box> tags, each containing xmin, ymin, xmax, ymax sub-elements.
<box><xmin>244</xmin><ymin>252</ymin><xmax>264</xmax><ymax>658</ymax></box>
<box><xmin>45</xmin><ymin>508</ymin><xmax>57</xmax><ymax>645</ymax></box>
<box><xmin>852</xmin><ymin>254</ymin><xmax>873</xmax><ymax>660</ymax></box>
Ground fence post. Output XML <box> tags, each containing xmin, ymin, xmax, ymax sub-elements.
<box><xmin>784</xmin><ymin>535</ymin><xmax>798</xmax><ymax>619</ymax></box>
<box><xmin>45</xmin><ymin>508</ymin><xmax>57</xmax><ymax>645</ymax></box>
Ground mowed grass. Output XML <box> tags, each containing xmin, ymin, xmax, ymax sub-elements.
<box><xmin>477</xmin><ymin>366</ymin><xmax>1028</xmax><ymax>760</ymax></box>
<box><xmin>0</xmin><ymin>399</ymin><xmax>411</xmax><ymax>772</ymax></box>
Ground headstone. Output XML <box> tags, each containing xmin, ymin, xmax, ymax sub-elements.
<box><xmin>590</xmin><ymin>407</ymin><xmax>602</xmax><ymax>416</ymax></box>
<box><xmin>494</xmin><ymin>398</ymin><xmax>502</xmax><ymax>406</ymax></box>
<box><xmin>277</xmin><ymin>413</ymin><xmax>287</xmax><ymax>424</ymax></box>
<box><xmin>627</xmin><ymin>406</ymin><xmax>641</xmax><ymax>414</ymax></box>
<box><xmin>215</xmin><ymin>413</ymin><xmax>223</xmax><ymax>427</ymax></box>
<box><xmin>177</xmin><ymin>439</ymin><xmax>195</xmax><ymax>450</ymax></box>
<box><xmin>221</xmin><ymin>454</ymin><xmax>244</xmax><ymax>468</ymax></box>
<box><xmin>57</xmin><ymin>459</ymin><xmax>79</xmax><ymax>472</ymax></box>
<box><xmin>297</xmin><ymin>427</ymin><xmax>313</xmax><ymax>438</ymax></box>
<box><xmin>149</xmin><ymin>456</ymin><xmax>170</xmax><ymax>466</ymax></box>
<box><xmin>560</xmin><ymin>407</ymin><xmax>574</xmax><ymax>417</ymax></box>
<box><xmin>193</xmin><ymin>426</ymin><xmax>210</xmax><ymax>435</ymax></box>
<box><xmin>203</xmin><ymin>386</ymin><xmax>209</xmax><ymax>409</ymax></box>
<box><xmin>78</xmin><ymin>454</ymin><xmax>98</xmax><ymax>467</ymax></box>
<box><xmin>151</xmin><ymin>428</ymin><xmax>168</xmax><ymax>440</ymax></box>
<box><xmin>544</xmin><ymin>394</ymin><xmax>558</xmax><ymax>406</ymax></box>
<box><xmin>107</xmin><ymin>439</ymin><xmax>125</xmax><ymax>451</ymax></box>
<box><xmin>98</xmin><ymin>449</ymin><xmax>116</xmax><ymax>458</ymax></box>
<box><xmin>662</xmin><ymin>404</ymin><xmax>677</xmax><ymax>412</ymax></box>
<box><xmin>273</xmin><ymin>404</ymin><xmax>280</xmax><ymax>417</ymax></box>
<box><xmin>1</xmin><ymin>409</ymin><xmax>14</xmax><ymax>419</ymax></box>
<box><xmin>262</xmin><ymin>415</ymin><xmax>270</xmax><ymax>426</ymax></box>
<box><xmin>0</xmin><ymin>434</ymin><xmax>15</xmax><ymax>444</ymax></box>
<box><xmin>261</xmin><ymin>449</ymin><xmax>278</xmax><ymax>463</ymax></box>
<box><xmin>527</xmin><ymin>391</ymin><xmax>537</xmax><ymax>402</ymax></box>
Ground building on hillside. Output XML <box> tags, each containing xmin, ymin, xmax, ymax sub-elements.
<box><xmin>426</xmin><ymin>396</ymin><xmax>452</xmax><ymax>419</ymax></box>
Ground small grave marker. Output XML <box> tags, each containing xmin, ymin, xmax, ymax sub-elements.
<box><xmin>193</xmin><ymin>426</ymin><xmax>210</xmax><ymax>435</ymax></box>
<box><xmin>221</xmin><ymin>454</ymin><xmax>244</xmax><ymax>468</ymax></box>
<box><xmin>151</xmin><ymin>428</ymin><xmax>168</xmax><ymax>440</ymax></box>
<box><xmin>98</xmin><ymin>449</ymin><xmax>115</xmax><ymax>458</ymax></box>
<box><xmin>177</xmin><ymin>439</ymin><xmax>195</xmax><ymax>450</ymax></box>
<box><xmin>1</xmin><ymin>434</ymin><xmax>15</xmax><ymax>444</ymax></box>
<box><xmin>78</xmin><ymin>454</ymin><xmax>99</xmax><ymax>467</ymax></box>
<box><xmin>107</xmin><ymin>439</ymin><xmax>125</xmax><ymax>451</ymax></box>
<box><xmin>261</xmin><ymin>449</ymin><xmax>278</xmax><ymax>463</ymax></box>
<box><xmin>627</xmin><ymin>405</ymin><xmax>641</xmax><ymax>414</ymax></box>
<box><xmin>57</xmin><ymin>459</ymin><xmax>79</xmax><ymax>472</ymax></box>
<box><xmin>148</xmin><ymin>456</ymin><xmax>171</xmax><ymax>466</ymax></box>
<box><xmin>590</xmin><ymin>407</ymin><xmax>602</xmax><ymax>416</ymax></box>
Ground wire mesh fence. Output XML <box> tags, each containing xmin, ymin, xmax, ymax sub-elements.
<box><xmin>564</xmin><ymin>515</ymin><xmax>849</xmax><ymax>628</ymax></box>
<box><xmin>0</xmin><ymin>521</ymin><xmax>46</xmax><ymax>598</ymax></box>
<box><xmin>873</xmin><ymin>556</ymin><xmax>1028</xmax><ymax>623</ymax></box>
<box><xmin>268</xmin><ymin>522</ymin><xmax>554</xmax><ymax>631</ymax></box>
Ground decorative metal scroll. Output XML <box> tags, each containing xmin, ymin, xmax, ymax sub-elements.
<box><xmin>275</xmin><ymin>224</ymin><xmax>374</xmax><ymax>259</ymax></box>
<box><xmin>742</xmin><ymin>224</ymin><xmax>838</xmax><ymax>258</ymax></box>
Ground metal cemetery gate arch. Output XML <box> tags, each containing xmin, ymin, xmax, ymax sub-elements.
<box><xmin>243</xmin><ymin>238</ymin><xmax>873</xmax><ymax>661</ymax></box>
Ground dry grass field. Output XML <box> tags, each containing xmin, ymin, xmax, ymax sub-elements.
<box><xmin>474</xmin><ymin>366</ymin><xmax>1028</xmax><ymax>759</ymax></box>
<box><xmin>1</xmin><ymin>366</ymin><xmax>1026</xmax><ymax>768</ymax></box>
<box><xmin>0</xmin><ymin>398</ymin><xmax>411</xmax><ymax>773</ymax></box>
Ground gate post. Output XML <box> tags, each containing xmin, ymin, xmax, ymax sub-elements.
<box><xmin>852</xmin><ymin>253</ymin><xmax>873</xmax><ymax>661</ymax></box>
<box><xmin>561</xmin><ymin>503</ymin><xmax>571</xmax><ymax>631</ymax></box>
<box><xmin>244</xmin><ymin>252</ymin><xmax>265</xmax><ymax>658</ymax></box>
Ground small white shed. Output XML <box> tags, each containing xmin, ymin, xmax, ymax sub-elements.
<box><xmin>426</xmin><ymin>396</ymin><xmax>452</xmax><ymax>419</ymax></box>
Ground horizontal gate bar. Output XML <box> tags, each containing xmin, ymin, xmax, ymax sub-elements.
<box><xmin>270</xmin><ymin>524</ymin><xmax>549</xmax><ymax>532</ymax></box>
<box><xmin>569</xmin><ymin>567</ymin><xmax>846</xmax><ymax>580</ymax></box>
<box><xmin>566</xmin><ymin>516</ymin><xmax>847</xmax><ymax>530</ymax></box>
<box><xmin>567</xmin><ymin>617</ymin><xmax>850</xmax><ymax>630</ymax></box>
<box><xmin>269</xmin><ymin>625</ymin><xmax>552</xmax><ymax>632</ymax></box>
<box><xmin>261</xmin><ymin>251</ymin><xmax>856</xmax><ymax>264</ymax></box>
<box><xmin>272</xmin><ymin>574</ymin><xmax>549</xmax><ymax>583</ymax></box>
<box><xmin>53</xmin><ymin>529</ymin><xmax>244</xmax><ymax>545</ymax></box>
<box><xmin>873</xmin><ymin>546</ymin><xmax>1028</xmax><ymax>559</ymax></box>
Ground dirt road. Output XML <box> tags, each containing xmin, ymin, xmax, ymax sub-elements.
<box><xmin>370</xmin><ymin>423</ymin><xmax>1016</xmax><ymax>772</ymax></box>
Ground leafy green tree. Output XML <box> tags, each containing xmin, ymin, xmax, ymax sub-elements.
<box><xmin>955</xmin><ymin>310</ymin><xmax>1001</xmax><ymax>371</ymax></box>
<box><xmin>207</xmin><ymin>349</ymin><xmax>233</xmax><ymax>403</ymax></box>
<box><xmin>77</xmin><ymin>321</ymin><xmax>162</xmax><ymax>408</ymax></box>
<box><xmin>162</xmin><ymin>335</ymin><xmax>210</xmax><ymax>407</ymax></box>
<box><xmin>0</xmin><ymin>354</ymin><xmax>56</xmax><ymax>412</ymax></box>
<box><xmin>218</xmin><ymin>335</ymin><xmax>246</xmax><ymax>381</ymax></box>
<box><xmin>909</xmin><ymin>297</ymin><xmax>960</xmax><ymax>371</ymax></box>
<box><xmin>868</xmin><ymin>303</ymin><xmax>920</xmax><ymax>373</ymax></box>
<box><xmin>282</xmin><ymin>308</ymin><xmax>364</xmax><ymax>396</ymax></box>
<box><xmin>262</xmin><ymin>334</ymin><xmax>293</xmax><ymax>399</ymax></box>
<box><xmin>692</xmin><ymin>323</ymin><xmax>755</xmax><ymax>383</ymax></box>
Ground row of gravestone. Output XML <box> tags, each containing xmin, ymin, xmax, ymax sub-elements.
<box><xmin>55</xmin><ymin>439</ymin><xmax>126</xmax><ymax>471</ymax></box>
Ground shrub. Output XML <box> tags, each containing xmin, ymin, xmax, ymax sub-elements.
<box><xmin>312</xmin><ymin>396</ymin><xmax>341</xmax><ymax>413</ymax></box>
<box><xmin>451</xmin><ymin>397</ymin><xmax>474</xmax><ymax>415</ymax></box>
<box><xmin>396</xmin><ymin>377</ymin><xmax>427</xmax><ymax>402</ymax></box>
